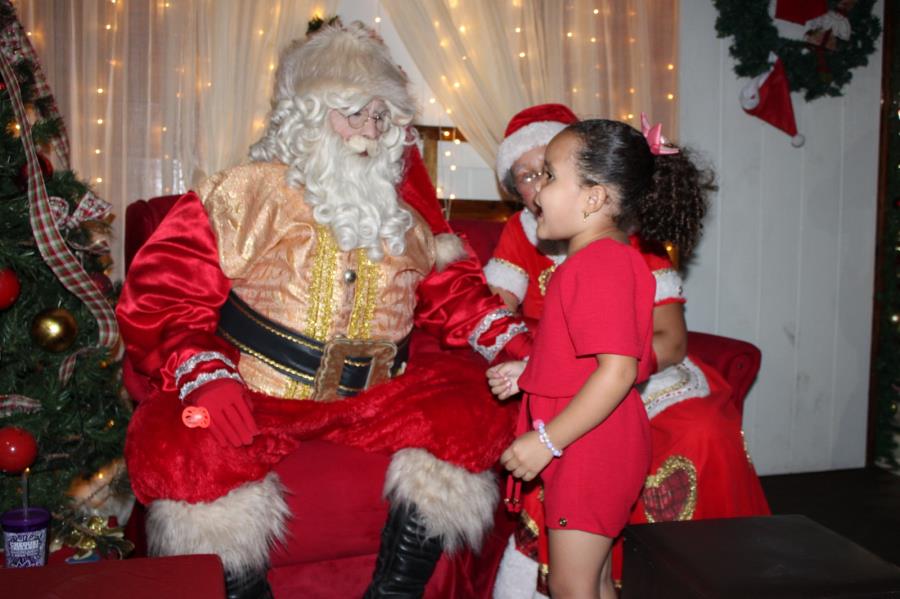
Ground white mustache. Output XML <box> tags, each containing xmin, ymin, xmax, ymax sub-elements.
<box><xmin>346</xmin><ymin>135</ymin><xmax>379</xmax><ymax>155</ymax></box>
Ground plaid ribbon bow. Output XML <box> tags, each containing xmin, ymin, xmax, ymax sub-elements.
<box><xmin>0</xmin><ymin>29</ymin><xmax>119</xmax><ymax>383</ymax></box>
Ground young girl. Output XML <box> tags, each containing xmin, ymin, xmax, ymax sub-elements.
<box><xmin>488</xmin><ymin>118</ymin><xmax>710</xmax><ymax>598</ymax></box>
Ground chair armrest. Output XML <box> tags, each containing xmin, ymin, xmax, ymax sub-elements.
<box><xmin>686</xmin><ymin>331</ymin><xmax>761</xmax><ymax>416</ymax></box>
<box><xmin>124</xmin><ymin>195</ymin><xmax>182</xmax><ymax>273</ymax></box>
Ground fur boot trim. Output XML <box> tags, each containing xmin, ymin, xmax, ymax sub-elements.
<box><xmin>146</xmin><ymin>472</ymin><xmax>289</xmax><ymax>576</ymax></box>
<box><xmin>384</xmin><ymin>448</ymin><xmax>497</xmax><ymax>553</ymax></box>
<box><xmin>492</xmin><ymin>535</ymin><xmax>549</xmax><ymax>599</ymax></box>
<box><xmin>434</xmin><ymin>233</ymin><xmax>467</xmax><ymax>272</ymax></box>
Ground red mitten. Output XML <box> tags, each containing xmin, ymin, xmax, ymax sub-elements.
<box><xmin>185</xmin><ymin>378</ymin><xmax>259</xmax><ymax>447</ymax></box>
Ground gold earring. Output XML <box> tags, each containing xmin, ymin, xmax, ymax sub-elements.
<box><xmin>583</xmin><ymin>211</ymin><xmax>589</xmax><ymax>222</ymax></box>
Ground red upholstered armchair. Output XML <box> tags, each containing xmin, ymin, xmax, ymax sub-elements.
<box><xmin>122</xmin><ymin>196</ymin><xmax>515</xmax><ymax>598</ymax></box>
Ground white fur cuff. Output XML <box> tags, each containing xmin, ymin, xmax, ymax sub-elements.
<box><xmin>654</xmin><ymin>268</ymin><xmax>684</xmax><ymax>303</ymax></box>
<box><xmin>145</xmin><ymin>472</ymin><xmax>290</xmax><ymax>576</ymax></box>
<box><xmin>493</xmin><ymin>535</ymin><xmax>549</xmax><ymax>599</ymax></box>
<box><xmin>383</xmin><ymin>448</ymin><xmax>497</xmax><ymax>554</ymax></box>
<box><xmin>484</xmin><ymin>258</ymin><xmax>528</xmax><ymax>302</ymax></box>
<box><xmin>434</xmin><ymin>233</ymin><xmax>468</xmax><ymax>272</ymax></box>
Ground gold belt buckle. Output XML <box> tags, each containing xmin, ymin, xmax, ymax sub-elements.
<box><xmin>313</xmin><ymin>337</ymin><xmax>398</xmax><ymax>402</ymax></box>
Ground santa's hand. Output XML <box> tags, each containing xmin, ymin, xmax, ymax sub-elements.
<box><xmin>486</xmin><ymin>360</ymin><xmax>526</xmax><ymax>400</ymax></box>
<box><xmin>186</xmin><ymin>378</ymin><xmax>259</xmax><ymax>447</ymax></box>
<box><xmin>500</xmin><ymin>431</ymin><xmax>552</xmax><ymax>482</ymax></box>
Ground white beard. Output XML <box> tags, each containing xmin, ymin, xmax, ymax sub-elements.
<box><xmin>298</xmin><ymin>129</ymin><xmax>413</xmax><ymax>261</ymax></box>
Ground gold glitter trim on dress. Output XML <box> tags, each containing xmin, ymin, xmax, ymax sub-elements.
<box><xmin>538</xmin><ymin>265</ymin><xmax>556</xmax><ymax>296</ymax></box>
<box><xmin>642</xmin><ymin>455</ymin><xmax>697</xmax><ymax>523</ymax></box>
<box><xmin>520</xmin><ymin>509</ymin><xmax>541</xmax><ymax>539</ymax></box>
<box><xmin>306</xmin><ymin>225</ymin><xmax>339</xmax><ymax>341</ymax></box>
<box><xmin>741</xmin><ymin>430</ymin><xmax>755</xmax><ymax>465</ymax></box>
<box><xmin>347</xmin><ymin>249</ymin><xmax>381</xmax><ymax>340</ymax></box>
<box><xmin>493</xmin><ymin>257</ymin><xmax>528</xmax><ymax>277</ymax></box>
<box><xmin>284</xmin><ymin>378</ymin><xmax>314</xmax><ymax>400</ymax></box>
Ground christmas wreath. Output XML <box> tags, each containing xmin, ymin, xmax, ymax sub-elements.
<box><xmin>714</xmin><ymin>0</ymin><xmax>881</xmax><ymax>101</ymax></box>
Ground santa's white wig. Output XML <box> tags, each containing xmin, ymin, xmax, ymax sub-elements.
<box><xmin>250</xmin><ymin>21</ymin><xmax>418</xmax><ymax>261</ymax></box>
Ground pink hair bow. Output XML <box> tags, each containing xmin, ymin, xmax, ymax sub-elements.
<box><xmin>640</xmin><ymin>113</ymin><xmax>679</xmax><ymax>156</ymax></box>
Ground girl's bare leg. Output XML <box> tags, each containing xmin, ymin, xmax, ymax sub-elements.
<box><xmin>547</xmin><ymin>529</ymin><xmax>613</xmax><ymax>599</ymax></box>
<box><xmin>598</xmin><ymin>549</ymin><xmax>616</xmax><ymax>598</ymax></box>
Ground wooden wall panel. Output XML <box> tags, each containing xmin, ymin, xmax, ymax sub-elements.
<box><xmin>680</xmin><ymin>0</ymin><xmax>884</xmax><ymax>474</ymax></box>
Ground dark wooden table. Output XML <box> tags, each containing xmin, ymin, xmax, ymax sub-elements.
<box><xmin>623</xmin><ymin>515</ymin><xmax>900</xmax><ymax>598</ymax></box>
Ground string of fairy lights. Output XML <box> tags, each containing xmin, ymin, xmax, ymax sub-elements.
<box><xmin>373</xmin><ymin>1</ymin><xmax>677</xmax><ymax>202</ymax></box>
<box><xmin>20</xmin><ymin>0</ymin><xmax>296</xmax><ymax>198</ymax></box>
<box><xmin>18</xmin><ymin>1</ymin><xmax>676</xmax><ymax>204</ymax></box>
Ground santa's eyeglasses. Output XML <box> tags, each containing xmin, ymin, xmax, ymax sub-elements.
<box><xmin>514</xmin><ymin>170</ymin><xmax>546</xmax><ymax>188</ymax></box>
<box><xmin>344</xmin><ymin>108</ymin><xmax>392</xmax><ymax>133</ymax></box>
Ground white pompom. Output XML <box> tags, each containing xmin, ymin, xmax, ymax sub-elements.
<box><xmin>791</xmin><ymin>134</ymin><xmax>805</xmax><ymax>148</ymax></box>
<box><xmin>739</xmin><ymin>83</ymin><xmax>761</xmax><ymax>111</ymax></box>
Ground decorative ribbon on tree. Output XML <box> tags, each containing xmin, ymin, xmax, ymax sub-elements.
<box><xmin>0</xmin><ymin>13</ymin><xmax>71</xmax><ymax>169</ymax></box>
<box><xmin>0</xmin><ymin>38</ymin><xmax>119</xmax><ymax>384</ymax></box>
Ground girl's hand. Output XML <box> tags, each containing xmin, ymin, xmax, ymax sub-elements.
<box><xmin>486</xmin><ymin>360</ymin><xmax>527</xmax><ymax>400</ymax></box>
<box><xmin>500</xmin><ymin>431</ymin><xmax>553</xmax><ymax>481</ymax></box>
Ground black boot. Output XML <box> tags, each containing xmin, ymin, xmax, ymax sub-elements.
<box><xmin>363</xmin><ymin>503</ymin><xmax>444</xmax><ymax>598</ymax></box>
<box><xmin>225</xmin><ymin>568</ymin><xmax>274</xmax><ymax>599</ymax></box>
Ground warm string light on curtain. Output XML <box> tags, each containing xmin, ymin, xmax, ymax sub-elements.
<box><xmin>20</xmin><ymin>0</ymin><xmax>338</xmax><ymax>281</ymax></box>
<box><xmin>381</xmin><ymin>0</ymin><xmax>679</xmax><ymax>166</ymax></box>
<box><xmin>435</xmin><ymin>126</ymin><xmax>465</xmax><ymax>210</ymax></box>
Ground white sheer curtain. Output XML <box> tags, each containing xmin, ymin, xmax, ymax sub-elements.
<box><xmin>381</xmin><ymin>0</ymin><xmax>678</xmax><ymax>166</ymax></box>
<box><xmin>18</xmin><ymin>0</ymin><xmax>337</xmax><ymax>280</ymax></box>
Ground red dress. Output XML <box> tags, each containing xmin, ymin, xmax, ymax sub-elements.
<box><xmin>517</xmin><ymin>238</ymin><xmax>653</xmax><ymax>537</ymax></box>
<box><xmin>489</xmin><ymin>211</ymin><xmax>769</xmax><ymax>597</ymax></box>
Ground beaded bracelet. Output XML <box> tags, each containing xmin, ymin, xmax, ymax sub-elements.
<box><xmin>533</xmin><ymin>419</ymin><xmax>563</xmax><ymax>458</ymax></box>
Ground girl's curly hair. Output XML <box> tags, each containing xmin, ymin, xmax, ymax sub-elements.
<box><xmin>566</xmin><ymin>119</ymin><xmax>715</xmax><ymax>260</ymax></box>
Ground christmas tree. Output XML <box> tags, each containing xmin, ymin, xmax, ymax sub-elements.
<box><xmin>873</xmin><ymin>1</ymin><xmax>900</xmax><ymax>473</ymax></box>
<box><xmin>0</xmin><ymin>1</ymin><xmax>132</xmax><ymax>552</ymax></box>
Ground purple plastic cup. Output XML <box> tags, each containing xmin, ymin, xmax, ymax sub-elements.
<box><xmin>2</xmin><ymin>507</ymin><xmax>50</xmax><ymax>567</ymax></box>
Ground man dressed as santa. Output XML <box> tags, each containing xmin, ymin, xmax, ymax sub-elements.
<box><xmin>117</xmin><ymin>21</ymin><xmax>529</xmax><ymax>598</ymax></box>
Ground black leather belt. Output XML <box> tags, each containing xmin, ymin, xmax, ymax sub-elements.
<box><xmin>218</xmin><ymin>291</ymin><xmax>409</xmax><ymax>398</ymax></box>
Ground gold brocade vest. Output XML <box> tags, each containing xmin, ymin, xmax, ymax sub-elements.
<box><xmin>197</xmin><ymin>162</ymin><xmax>435</xmax><ymax>399</ymax></box>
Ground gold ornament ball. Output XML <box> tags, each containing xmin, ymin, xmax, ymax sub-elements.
<box><xmin>31</xmin><ymin>308</ymin><xmax>78</xmax><ymax>352</ymax></box>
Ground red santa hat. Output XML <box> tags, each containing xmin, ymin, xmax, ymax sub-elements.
<box><xmin>496</xmin><ymin>103</ymin><xmax>578</xmax><ymax>190</ymax></box>
<box><xmin>740</xmin><ymin>53</ymin><xmax>805</xmax><ymax>147</ymax></box>
<box><xmin>774</xmin><ymin>0</ymin><xmax>828</xmax><ymax>25</ymax></box>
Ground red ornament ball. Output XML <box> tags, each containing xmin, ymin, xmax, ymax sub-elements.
<box><xmin>89</xmin><ymin>272</ymin><xmax>113</xmax><ymax>296</ymax></box>
<box><xmin>0</xmin><ymin>267</ymin><xmax>21</xmax><ymax>310</ymax></box>
<box><xmin>0</xmin><ymin>427</ymin><xmax>38</xmax><ymax>474</ymax></box>
<box><xmin>15</xmin><ymin>153</ymin><xmax>54</xmax><ymax>189</ymax></box>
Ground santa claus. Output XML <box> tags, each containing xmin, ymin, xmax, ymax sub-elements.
<box><xmin>117</xmin><ymin>22</ymin><xmax>529</xmax><ymax>598</ymax></box>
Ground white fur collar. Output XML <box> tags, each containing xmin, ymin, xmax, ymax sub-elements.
<box><xmin>518</xmin><ymin>210</ymin><xmax>566</xmax><ymax>265</ymax></box>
